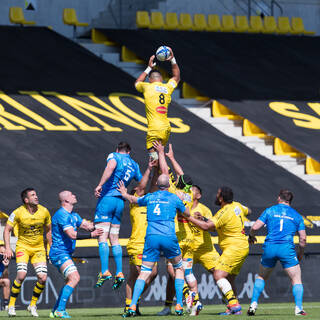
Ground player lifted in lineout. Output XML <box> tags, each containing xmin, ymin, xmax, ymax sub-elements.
<box><xmin>135</xmin><ymin>47</ymin><xmax>180</xmax><ymax>160</ymax></box>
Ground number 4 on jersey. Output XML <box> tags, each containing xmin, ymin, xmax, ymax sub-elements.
<box><xmin>153</xmin><ymin>204</ymin><xmax>161</xmax><ymax>215</ymax></box>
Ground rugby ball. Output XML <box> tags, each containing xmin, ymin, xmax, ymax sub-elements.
<box><xmin>156</xmin><ymin>46</ymin><xmax>170</xmax><ymax>61</ymax></box>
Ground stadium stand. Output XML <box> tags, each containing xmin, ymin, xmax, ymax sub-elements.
<box><xmin>274</xmin><ymin>138</ymin><xmax>305</xmax><ymax>158</ymax></box>
<box><xmin>207</xmin><ymin>14</ymin><xmax>221</xmax><ymax>31</ymax></box>
<box><xmin>164</xmin><ymin>12</ymin><xmax>179</xmax><ymax>30</ymax></box>
<box><xmin>291</xmin><ymin>17</ymin><xmax>315</xmax><ymax>35</ymax></box>
<box><xmin>211</xmin><ymin>100</ymin><xmax>242</xmax><ymax>120</ymax></box>
<box><xmin>121</xmin><ymin>46</ymin><xmax>144</xmax><ymax>63</ymax></box>
<box><xmin>62</xmin><ymin>8</ymin><xmax>88</xmax><ymax>37</ymax></box>
<box><xmin>149</xmin><ymin>11</ymin><xmax>164</xmax><ymax>30</ymax></box>
<box><xmin>306</xmin><ymin>157</ymin><xmax>320</xmax><ymax>174</ymax></box>
<box><xmin>262</xmin><ymin>16</ymin><xmax>278</xmax><ymax>33</ymax></box>
<box><xmin>9</xmin><ymin>7</ymin><xmax>35</xmax><ymax>26</ymax></box>
<box><xmin>178</xmin><ymin>13</ymin><xmax>193</xmax><ymax>31</ymax></box>
<box><xmin>243</xmin><ymin>119</ymin><xmax>268</xmax><ymax>138</ymax></box>
<box><xmin>193</xmin><ymin>13</ymin><xmax>207</xmax><ymax>31</ymax></box>
<box><xmin>235</xmin><ymin>16</ymin><xmax>249</xmax><ymax>33</ymax></box>
<box><xmin>277</xmin><ymin>16</ymin><xmax>292</xmax><ymax>34</ymax></box>
<box><xmin>136</xmin><ymin>11</ymin><xmax>150</xmax><ymax>28</ymax></box>
<box><xmin>221</xmin><ymin>15</ymin><xmax>235</xmax><ymax>32</ymax></box>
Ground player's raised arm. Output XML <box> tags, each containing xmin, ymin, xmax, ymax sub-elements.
<box><xmin>117</xmin><ymin>181</ymin><xmax>139</xmax><ymax>203</ymax></box>
<box><xmin>167</xmin><ymin>47</ymin><xmax>180</xmax><ymax>84</ymax></box>
<box><xmin>185</xmin><ymin>213</ymin><xmax>215</xmax><ymax>232</ymax></box>
<box><xmin>135</xmin><ymin>55</ymin><xmax>156</xmax><ymax>86</ymax></box>
<box><xmin>165</xmin><ymin>143</ymin><xmax>184</xmax><ymax>178</ymax></box>
<box><xmin>135</xmin><ymin>158</ymin><xmax>158</xmax><ymax>196</ymax></box>
<box><xmin>153</xmin><ymin>141</ymin><xmax>169</xmax><ymax>176</ymax></box>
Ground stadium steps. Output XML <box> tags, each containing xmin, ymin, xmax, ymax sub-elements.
<box><xmin>178</xmin><ymin>102</ymin><xmax>320</xmax><ymax>191</ymax></box>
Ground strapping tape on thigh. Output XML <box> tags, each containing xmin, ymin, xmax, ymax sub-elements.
<box><xmin>63</xmin><ymin>263</ymin><xmax>77</xmax><ymax>278</ymax></box>
<box><xmin>17</xmin><ymin>263</ymin><xmax>27</xmax><ymax>273</ymax></box>
<box><xmin>35</xmin><ymin>265</ymin><xmax>48</xmax><ymax>275</ymax></box>
<box><xmin>173</xmin><ymin>259</ymin><xmax>183</xmax><ymax>269</ymax></box>
<box><xmin>110</xmin><ymin>227</ymin><xmax>120</xmax><ymax>235</ymax></box>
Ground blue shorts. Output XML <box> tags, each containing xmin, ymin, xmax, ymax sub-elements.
<box><xmin>49</xmin><ymin>252</ymin><xmax>72</xmax><ymax>270</ymax></box>
<box><xmin>261</xmin><ymin>242</ymin><xmax>299</xmax><ymax>269</ymax></box>
<box><xmin>94</xmin><ymin>196</ymin><xmax>124</xmax><ymax>225</ymax></box>
<box><xmin>143</xmin><ymin>234</ymin><xmax>181</xmax><ymax>262</ymax></box>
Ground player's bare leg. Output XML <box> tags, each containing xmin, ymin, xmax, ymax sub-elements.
<box><xmin>158</xmin><ymin>262</ymin><xmax>175</xmax><ymax>316</ymax></box>
<box><xmin>27</xmin><ymin>262</ymin><xmax>47</xmax><ymax>317</ymax></box>
<box><xmin>109</xmin><ymin>224</ymin><xmax>124</xmax><ymax>289</ymax></box>
<box><xmin>215</xmin><ymin>269</ymin><xmax>242</xmax><ymax>315</ymax></box>
<box><xmin>95</xmin><ymin>222</ymin><xmax>112</xmax><ymax>287</ymax></box>
<box><xmin>0</xmin><ymin>268</ymin><xmax>10</xmax><ymax>311</ymax></box>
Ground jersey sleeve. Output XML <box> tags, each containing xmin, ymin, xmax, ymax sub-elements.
<box><xmin>212</xmin><ymin>209</ymin><xmax>228</xmax><ymax>229</ymax></box>
<box><xmin>166</xmin><ymin>79</ymin><xmax>177</xmax><ymax>94</ymax></box>
<box><xmin>44</xmin><ymin>208</ymin><xmax>51</xmax><ymax>226</ymax></box>
<box><xmin>134</xmin><ymin>163</ymin><xmax>143</xmax><ymax>182</ymax></box>
<box><xmin>137</xmin><ymin>194</ymin><xmax>150</xmax><ymax>207</ymax></box>
<box><xmin>258</xmin><ymin>209</ymin><xmax>268</xmax><ymax>224</ymax></box>
<box><xmin>135</xmin><ymin>81</ymin><xmax>147</xmax><ymax>93</ymax></box>
<box><xmin>176</xmin><ymin>197</ymin><xmax>186</xmax><ymax>213</ymax></box>
<box><xmin>297</xmin><ymin>215</ymin><xmax>305</xmax><ymax>231</ymax></box>
<box><xmin>241</xmin><ymin>205</ymin><xmax>249</xmax><ymax>216</ymax></box>
<box><xmin>58</xmin><ymin>214</ymin><xmax>73</xmax><ymax>231</ymax></box>
<box><xmin>7</xmin><ymin>211</ymin><xmax>17</xmax><ymax>227</ymax></box>
<box><xmin>75</xmin><ymin>213</ymin><xmax>83</xmax><ymax>228</ymax></box>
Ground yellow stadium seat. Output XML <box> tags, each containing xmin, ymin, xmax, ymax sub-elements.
<box><xmin>164</xmin><ymin>13</ymin><xmax>179</xmax><ymax>30</ymax></box>
<box><xmin>262</xmin><ymin>16</ymin><xmax>278</xmax><ymax>34</ymax></box>
<box><xmin>221</xmin><ymin>15</ymin><xmax>235</xmax><ymax>32</ymax></box>
<box><xmin>211</xmin><ymin>101</ymin><xmax>242</xmax><ymax>120</ymax></box>
<box><xmin>193</xmin><ymin>14</ymin><xmax>207</xmax><ymax>31</ymax></box>
<box><xmin>9</xmin><ymin>7</ymin><xmax>35</xmax><ymax>26</ymax></box>
<box><xmin>91</xmin><ymin>29</ymin><xmax>117</xmax><ymax>46</ymax></box>
<box><xmin>178</xmin><ymin>13</ymin><xmax>193</xmax><ymax>31</ymax></box>
<box><xmin>207</xmin><ymin>14</ymin><xmax>221</xmax><ymax>32</ymax></box>
<box><xmin>277</xmin><ymin>17</ymin><xmax>292</xmax><ymax>34</ymax></box>
<box><xmin>149</xmin><ymin>12</ymin><xmax>164</xmax><ymax>29</ymax></box>
<box><xmin>121</xmin><ymin>46</ymin><xmax>144</xmax><ymax>64</ymax></box>
<box><xmin>274</xmin><ymin>138</ymin><xmax>304</xmax><ymax>157</ymax></box>
<box><xmin>182</xmin><ymin>83</ymin><xmax>202</xmax><ymax>98</ymax></box>
<box><xmin>235</xmin><ymin>16</ymin><xmax>249</xmax><ymax>32</ymax></box>
<box><xmin>136</xmin><ymin>11</ymin><xmax>150</xmax><ymax>28</ymax></box>
<box><xmin>306</xmin><ymin>157</ymin><xmax>320</xmax><ymax>174</ymax></box>
<box><xmin>291</xmin><ymin>17</ymin><xmax>315</xmax><ymax>35</ymax></box>
<box><xmin>63</xmin><ymin>8</ymin><xmax>88</xmax><ymax>37</ymax></box>
<box><xmin>248</xmin><ymin>16</ymin><xmax>263</xmax><ymax>33</ymax></box>
<box><xmin>243</xmin><ymin>119</ymin><xmax>268</xmax><ymax>138</ymax></box>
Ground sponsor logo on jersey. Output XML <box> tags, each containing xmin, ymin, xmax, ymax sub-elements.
<box><xmin>16</xmin><ymin>251</ymin><xmax>24</xmax><ymax>257</ymax></box>
<box><xmin>155</xmin><ymin>86</ymin><xmax>168</xmax><ymax>94</ymax></box>
<box><xmin>156</xmin><ymin>106</ymin><xmax>167</xmax><ymax>114</ymax></box>
<box><xmin>137</xmin><ymin>254</ymin><xmax>143</xmax><ymax>260</ymax></box>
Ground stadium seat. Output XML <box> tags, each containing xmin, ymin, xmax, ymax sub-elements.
<box><xmin>243</xmin><ymin>119</ymin><xmax>268</xmax><ymax>138</ymax></box>
<box><xmin>274</xmin><ymin>138</ymin><xmax>304</xmax><ymax>157</ymax></box>
<box><xmin>164</xmin><ymin>13</ymin><xmax>179</xmax><ymax>30</ymax></box>
<box><xmin>291</xmin><ymin>17</ymin><xmax>315</xmax><ymax>35</ymax></box>
<box><xmin>235</xmin><ymin>16</ymin><xmax>249</xmax><ymax>32</ymax></box>
<box><xmin>9</xmin><ymin>7</ymin><xmax>35</xmax><ymax>26</ymax></box>
<box><xmin>193</xmin><ymin>14</ymin><xmax>207</xmax><ymax>31</ymax></box>
<box><xmin>221</xmin><ymin>15</ymin><xmax>235</xmax><ymax>32</ymax></box>
<box><xmin>182</xmin><ymin>83</ymin><xmax>203</xmax><ymax>98</ymax></box>
<box><xmin>262</xmin><ymin>16</ymin><xmax>278</xmax><ymax>34</ymax></box>
<box><xmin>121</xmin><ymin>46</ymin><xmax>144</xmax><ymax>64</ymax></box>
<box><xmin>306</xmin><ymin>157</ymin><xmax>320</xmax><ymax>174</ymax></box>
<box><xmin>149</xmin><ymin>12</ymin><xmax>164</xmax><ymax>30</ymax></box>
<box><xmin>277</xmin><ymin>17</ymin><xmax>292</xmax><ymax>34</ymax></box>
<box><xmin>63</xmin><ymin>8</ymin><xmax>88</xmax><ymax>38</ymax></box>
<box><xmin>207</xmin><ymin>14</ymin><xmax>221</xmax><ymax>32</ymax></box>
<box><xmin>211</xmin><ymin>101</ymin><xmax>242</xmax><ymax>120</ymax></box>
<box><xmin>91</xmin><ymin>29</ymin><xmax>117</xmax><ymax>46</ymax></box>
<box><xmin>136</xmin><ymin>11</ymin><xmax>150</xmax><ymax>28</ymax></box>
<box><xmin>178</xmin><ymin>13</ymin><xmax>193</xmax><ymax>31</ymax></box>
<box><xmin>248</xmin><ymin>16</ymin><xmax>263</xmax><ymax>33</ymax></box>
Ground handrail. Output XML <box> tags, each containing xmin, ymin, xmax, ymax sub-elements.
<box><xmin>271</xmin><ymin>0</ymin><xmax>284</xmax><ymax>15</ymax></box>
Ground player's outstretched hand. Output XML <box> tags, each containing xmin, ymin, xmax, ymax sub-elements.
<box><xmin>4</xmin><ymin>248</ymin><xmax>13</xmax><ymax>260</ymax></box>
<box><xmin>117</xmin><ymin>180</ymin><xmax>128</xmax><ymax>196</ymax></box>
<box><xmin>166</xmin><ymin>47</ymin><xmax>174</xmax><ymax>61</ymax></box>
<box><xmin>153</xmin><ymin>141</ymin><xmax>164</xmax><ymax>153</ymax></box>
<box><xmin>248</xmin><ymin>234</ymin><xmax>257</xmax><ymax>245</ymax></box>
<box><xmin>165</xmin><ymin>143</ymin><xmax>174</xmax><ymax>159</ymax></box>
<box><xmin>148</xmin><ymin>157</ymin><xmax>158</xmax><ymax>170</ymax></box>
<box><xmin>91</xmin><ymin>228</ymin><xmax>104</xmax><ymax>238</ymax></box>
<box><xmin>2</xmin><ymin>257</ymin><xmax>9</xmax><ymax>267</ymax></box>
<box><xmin>193</xmin><ymin>211</ymin><xmax>203</xmax><ymax>220</ymax></box>
<box><xmin>148</xmin><ymin>55</ymin><xmax>156</xmax><ymax>68</ymax></box>
<box><xmin>94</xmin><ymin>185</ymin><xmax>102</xmax><ymax>198</ymax></box>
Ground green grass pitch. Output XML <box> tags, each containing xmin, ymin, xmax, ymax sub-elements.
<box><xmin>2</xmin><ymin>302</ymin><xmax>319</xmax><ymax>319</ymax></box>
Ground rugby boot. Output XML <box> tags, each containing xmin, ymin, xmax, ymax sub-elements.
<box><xmin>247</xmin><ymin>302</ymin><xmax>257</xmax><ymax>316</ymax></box>
<box><xmin>186</xmin><ymin>291</ymin><xmax>195</xmax><ymax>313</ymax></box>
<box><xmin>122</xmin><ymin>306</ymin><xmax>136</xmax><ymax>318</ymax></box>
<box><xmin>191</xmin><ymin>300</ymin><xmax>203</xmax><ymax>316</ymax></box>
<box><xmin>54</xmin><ymin>310</ymin><xmax>71</xmax><ymax>318</ymax></box>
<box><xmin>8</xmin><ymin>306</ymin><xmax>16</xmax><ymax>317</ymax></box>
<box><xmin>175</xmin><ymin>304</ymin><xmax>184</xmax><ymax>316</ymax></box>
<box><xmin>95</xmin><ymin>271</ymin><xmax>112</xmax><ymax>288</ymax></box>
<box><xmin>295</xmin><ymin>307</ymin><xmax>307</xmax><ymax>316</ymax></box>
<box><xmin>112</xmin><ymin>272</ymin><xmax>125</xmax><ymax>290</ymax></box>
<box><xmin>49</xmin><ymin>312</ymin><xmax>55</xmax><ymax>318</ymax></box>
<box><xmin>157</xmin><ymin>307</ymin><xmax>171</xmax><ymax>316</ymax></box>
<box><xmin>27</xmin><ymin>305</ymin><xmax>39</xmax><ymax>317</ymax></box>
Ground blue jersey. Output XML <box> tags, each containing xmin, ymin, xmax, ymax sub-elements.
<box><xmin>50</xmin><ymin>207</ymin><xmax>83</xmax><ymax>256</ymax></box>
<box><xmin>101</xmin><ymin>152</ymin><xmax>142</xmax><ymax>198</ymax></box>
<box><xmin>137</xmin><ymin>190</ymin><xmax>186</xmax><ymax>237</ymax></box>
<box><xmin>259</xmin><ymin>204</ymin><xmax>305</xmax><ymax>244</ymax></box>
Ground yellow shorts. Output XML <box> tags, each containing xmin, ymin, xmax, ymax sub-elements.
<box><xmin>193</xmin><ymin>248</ymin><xmax>220</xmax><ymax>271</ymax></box>
<box><xmin>16</xmin><ymin>245</ymin><xmax>47</xmax><ymax>264</ymax></box>
<box><xmin>127</xmin><ymin>246</ymin><xmax>144</xmax><ymax>266</ymax></box>
<box><xmin>179</xmin><ymin>239</ymin><xmax>193</xmax><ymax>260</ymax></box>
<box><xmin>215</xmin><ymin>246</ymin><xmax>249</xmax><ymax>275</ymax></box>
<box><xmin>146</xmin><ymin>127</ymin><xmax>171</xmax><ymax>149</ymax></box>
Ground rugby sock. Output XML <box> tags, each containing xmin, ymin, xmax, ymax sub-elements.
<box><xmin>9</xmin><ymin>280</ymin><xmax>21</xmax><ymax>307</ymax></box>
<box><xmin>251</xmin><ymin>278</ymin><xmax>265</xmax><ymax>304</ymax></box>
<box><xmin>112</xmin><ymin>244</ymin><xmax>123</xmax><ymax>275</ymax></box>
<box><xmin>216</xmin><ymin>278</ymin><xmax>238</xmax><ymax>306</ymax></box>
<box><xmin>183</xmin><ymin>283</ymin><xmax>190</xmax><ymax>298</ymax></box>
<box><xmin>98</xmin><ymin>242</ymin><xmax>109</xmax><ymax>274</ymax></box>
<box><xmin>292</xmin><ymin>284</ymin><xmax>304</xmax><ymax>310</ymax></box>
<box><xmin>130</xmin><ymin>279</ymin><xmax>145</xmax><ymax>307</ymax></box>
<box><xmin>56</xmin><ymin>285</ymin><xmax>74</xmax><ymax>311</ymax></box>
<box><xmin>52</xmin><ymin>292</ymin><xmax>63</xmax><ymax>313</ymax></box>
<box><xmin>30</xmin><ymin>281</ymin><xmax>45</xmax><ymax>306</ymax></box>
<box><xmin>125</xmin><ymin>298</ymin><xmax>132</xmax><ymax>310</ymax></box>
<box><xmin>165</xmin><ymin>299</ymin><xmax>173</xmax><ymax>308</ymax></box>
<box><xmin>174</xmin><ymin>278</ymin><xmax>185</xmax><ymax>307</ymax></box>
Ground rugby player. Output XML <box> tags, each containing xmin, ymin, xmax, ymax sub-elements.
<box><xmin>184</xmin><ymin>186</ymin><xmax>249</xmax><ymax>315</ymax></box>
<box><xmin>94</xmin><ymin>142</ymin><xmax>142</xmax><ymax>289</ymax></box>
<box><xmin>125</xmin><ymin>158</ymin><xmax>158</xmax><ymax>314</ymax></box>
<box><xmin>247</xmin><ymin>189</ymin><xmax>307</xmax><ymax>316</ymax></box>
<box><xmin>4</xmin><ymin>188</ymin><xmax>52</xmax><ymax>317</ymax></box>
<box><xmin>118</xmin><ymin>174</ymin><xmax>189</xmax><ymax>317</ymax></box>
<box><xmin>49</xmin><ymin>191</ymin><xmax>102</xmax><ymax>318</ymax></box>
<box><xmin>135</xmin><ymin>48</ymin><xmax>180</xmax><ymax>160</ymax></box>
